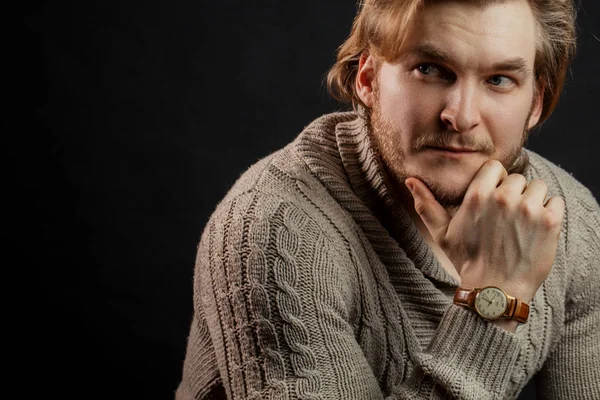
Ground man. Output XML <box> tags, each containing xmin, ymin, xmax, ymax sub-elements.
<box><xmin>177</xmin><ymin>0</ymin><xmax>599</xmax><ymax>398</ymax></box>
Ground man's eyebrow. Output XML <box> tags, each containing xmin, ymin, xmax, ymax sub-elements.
<box><xmin>406</xmin><ymin>44</ymin><xmax>453</xmax><ymax>63</ymax></box>
<box><xmin>406</xmin><ymin>43</ymin><xmax>532</xmax><ymax>77</ymax></box>
<box><xmin>490</xmin><ymin>58</ymin><xmax>531</xmax><ymax>77</ymax></box>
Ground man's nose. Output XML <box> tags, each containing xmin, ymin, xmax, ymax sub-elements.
<box><xmin>440</xmin><ymin>83</ymin><xmax>482</xmax><ymax>132</ymax></box>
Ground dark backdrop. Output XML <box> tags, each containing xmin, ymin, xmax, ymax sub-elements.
<box><xmin>27</xmin><ymin>1</ymin><xmax>598</xmax><ymax>399</ymax></box>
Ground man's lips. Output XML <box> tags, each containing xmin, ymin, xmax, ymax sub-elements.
<box><xmin>425</xmin><ymin>146</ymin><xmax>479</xmax><ymax>153</ymax></box>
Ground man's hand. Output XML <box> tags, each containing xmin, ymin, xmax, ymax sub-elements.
<box><xmin>405</xmin><ymin>160</ymin><xmax>565</xmax><ymax>304</ymax></box>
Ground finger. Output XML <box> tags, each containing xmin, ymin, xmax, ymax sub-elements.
<box><xmin>522</xmin><ymin>179</ymin><xmax>549</xmax><ymax>205</ymax></box>
<box><xmin>463</xmin><ymin>160</ymin><xmax>509</xmax><ymax>205</ymax></box>
<box><xmin>405</xmin><ymin>177</ymin><xmax>451</xmax><ymax>242</ymax></box>
<box><xmin>497</xmin><ymin>174</ymin><xmax>528</xmax><ymax>196</ymax></box>
<box><xmin>543</xmin><ymin>196</ymin><xmax>565</xmax><ymax>230</ymax></box>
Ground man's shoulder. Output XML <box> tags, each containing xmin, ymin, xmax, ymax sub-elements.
<box><xmin>207</xmin><ymin>137</ymin><xmax>342</xmax><ymax>231</ymax></box>
<box><xmin>216</xmin><ymin>146</ymin><xmax>316</xmax><ymax>206</ymax></box>
<box><xmin>212</xmin><ymin>112</ymin><xmax>354</xmax><ymax>218</ymax></box>
<box><xmin>199</xmin><ymin>134</ymin><xmax>356</xmax><ymax>270</ymax></box>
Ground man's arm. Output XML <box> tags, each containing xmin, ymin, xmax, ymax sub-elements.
<box><xmin>177</xmin><ymin>190</ymin><xmax>527</xmax><ymax>400</ymax></box>
<box><xmin>178</xmin><ymin>192</ymin><xmax>386</xmax><ymax>399</ymax></box>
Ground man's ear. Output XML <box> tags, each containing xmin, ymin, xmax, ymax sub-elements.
<box><xmin>527</xmin><ymin>80</ymin><xmax>545</xmax><ymax>129</ymax></box>
<box><xmin>356</xmin><ymin>52</ymin><xmax>378</xmax><ymax>108</ymax></box>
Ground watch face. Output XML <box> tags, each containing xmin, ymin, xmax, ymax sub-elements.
<box><xmin>474</xmin><ymin>287</ymin><xmax>508</xmax><ymax>320</ymax></box>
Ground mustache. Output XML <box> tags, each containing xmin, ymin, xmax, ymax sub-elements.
<box><xmin>413</xmin><ymin>132</ymin><xmax>495</xmax><ymax>154</ymax></box>
<box><xmin>413</xmin><ymin>131</ymin><xmax>529</xmax><ymax>174</ymax></box>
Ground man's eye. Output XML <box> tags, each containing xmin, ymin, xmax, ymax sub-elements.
<box><xmin>417</xmin><ymin>63</ymin><xmax>445</xmax><ymax>78</ymax></box>
<box><xmin>488</xmin><ymin>75</ymin><xmax>514</xmax><ymax>87</ymax></box>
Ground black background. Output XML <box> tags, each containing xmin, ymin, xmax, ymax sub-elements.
<box><xmin>26</xmin><ymin>1</ymin><xmax>598</xmax><ymax>399</ymax></box>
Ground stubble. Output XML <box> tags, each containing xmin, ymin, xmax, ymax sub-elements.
<box><xmin>367</xmin><ymin>83</ymin><xmax>532</xmax><ymax>208</ymax></box>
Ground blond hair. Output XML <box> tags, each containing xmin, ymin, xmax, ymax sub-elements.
<box><xmin>326</xmin><ymin>0</ymin><xmax>577</xmax><ymax>124</ymax></box>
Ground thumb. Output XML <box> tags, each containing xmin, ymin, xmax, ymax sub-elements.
<box><xmin>405</xmin><ymin>178</ymin><xmax>451</xmax><ymax>242</ymax></box>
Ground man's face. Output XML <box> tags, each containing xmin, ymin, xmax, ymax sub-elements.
<box><xmin>362</xmin><ymin>0</ymin><xmax>543</xmax><ymax>207</ymax></box>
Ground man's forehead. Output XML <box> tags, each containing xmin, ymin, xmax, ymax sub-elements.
<box><xmin>395</xmin><ymin>1</ymin><xmax>538</xmax><ymax>69</ymax></box>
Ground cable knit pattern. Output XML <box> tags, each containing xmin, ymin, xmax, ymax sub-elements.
<box><xmin>177</xmin><ymin>111</ymin><xmax>600</xmax><ymax>399</ymax></box>
<box><xmin>274</xmin><ymin>207</ymin><xmax>322</xmax><ymax>399</ymax></box>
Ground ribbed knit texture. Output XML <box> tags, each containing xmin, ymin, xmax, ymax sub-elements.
<box><xmin>176</xmin><ymin>111</ymin><xmax>600</xmax><ymax>399</ymax></box>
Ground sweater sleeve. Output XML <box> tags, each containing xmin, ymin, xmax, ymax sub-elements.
<box><xmin>393</xmin><ymin>305</ymin><xmax>522</xmax><ymax>399</ymax></box>
<box><xmin>534</xmin><ymin>189</ymin><xmax>600</xmax><ymax>399</ymax></box>
<box><xmin>179</xmin><ymin>191</ymin><xmax>386</xmax><ymax>399</ymax></box>
<box><xmin>178</xmin><ymin>191</ymin><xmax>524</xmax><ymax>399</ymax></box>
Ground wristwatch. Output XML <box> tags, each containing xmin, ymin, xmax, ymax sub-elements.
<box><xmin>453</xmin><ymin>286</ymin><xmax>530</xmax><ymax>323</ymax></box>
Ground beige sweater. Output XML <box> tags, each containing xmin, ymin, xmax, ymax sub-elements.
<box><xmin>176</xmin><ymin>111</ymin><xmax>600</xmax><ymax>399</ymax></box>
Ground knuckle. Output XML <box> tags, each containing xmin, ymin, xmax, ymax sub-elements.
<box><xmin>484</xmin><ymin>159</ymin><xmax>507</xmax><ymax>176</ymax></box>
<box><xmin>494</xmin><ymin>160</ymin><xmax>507</xmax><ymax>174</ymax></box>
<box><xmin>414</xmin><ymin>201</ymin><xmax>429</xmax><ymax>216</ymax></box>
<box><xmin>529</xmin><ymin>179</ymin><xmax>548</xmax><ymax>192</ymax></box>
<box><xmin>487</xmin><ymin>159</ymin><xmax>503</xmax><ymax>169</ymax></box>
<box><xmin>493</xmin><ymin>190</ymin><xmax>511</xmax><ymax>208</ymax></box>
<box><xmin>509</xmin><ymin>173</ymin><xmax>527</xmax><ymax>184</ymax></box>
<box><xmin>519</xmin><ymin>201</ymin><xmax>538</xmax><ymax>218</ymax></box>
<box><xmin>466</xmin><ymin>187</ymin><xmax>484</xmax><ymax>207</ymax></box>
<box><xmin>543</xmin><ymin>209</ymin><xmax>563</xmax><ymax>229</ymax></box>
<box><xmin>541</xmin><ymin>213</ymin><xmax>557</xmax><ymax>229</ymax></box>
<box><xmin>438</xmin><ymin>236</ymin><xmax>451</xmax><ymax>249</ymax></box>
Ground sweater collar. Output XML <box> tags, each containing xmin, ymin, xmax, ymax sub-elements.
<box><xmin>295</xmin><ymin>108</ymin><xmax>458</xmax><ymax>286</ymax></box>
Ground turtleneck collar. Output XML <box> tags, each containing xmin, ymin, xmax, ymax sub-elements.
<box><xmin>294</xmin><ymin>108</ymin><xmax>459</xmax><ymax>286</ymax></box>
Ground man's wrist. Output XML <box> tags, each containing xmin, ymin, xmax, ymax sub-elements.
<box><xmin>453</xmin><ymin>286</ymin><xmax>530</xmax><ymax>325</ymax></box>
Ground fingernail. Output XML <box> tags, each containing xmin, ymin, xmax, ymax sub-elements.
<box><xmin>405</xmin><ymin>181</ymin><xmax>414</xmax><ymax>192</ymax></box>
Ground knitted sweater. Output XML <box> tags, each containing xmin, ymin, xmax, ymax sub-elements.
<box><xmin>176</xmin><ymin>111</ymin><xmax>600</xmax><ymax>399</ymax></box>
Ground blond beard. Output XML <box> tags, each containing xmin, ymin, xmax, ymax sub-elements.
<box><xmin>367</xmin><ymin>87</ymin><xmax>532</xmax><ymax>208</ymax></box>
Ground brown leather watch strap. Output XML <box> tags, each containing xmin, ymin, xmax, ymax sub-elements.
<box><xmin>504</xmin><ymin>295</ymin><xmax>530</xmax><ymax>323</ymax></box>
<box><xmin>453</xmin><ymin>287</ymin><xmax>476</xmax><ymax>308</ymax></box>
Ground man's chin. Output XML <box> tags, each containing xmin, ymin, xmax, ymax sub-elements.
<box><xmin>413</xmin><ymin>175</ymin><xmax>470</xmax><ymax>209</ymax></box>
